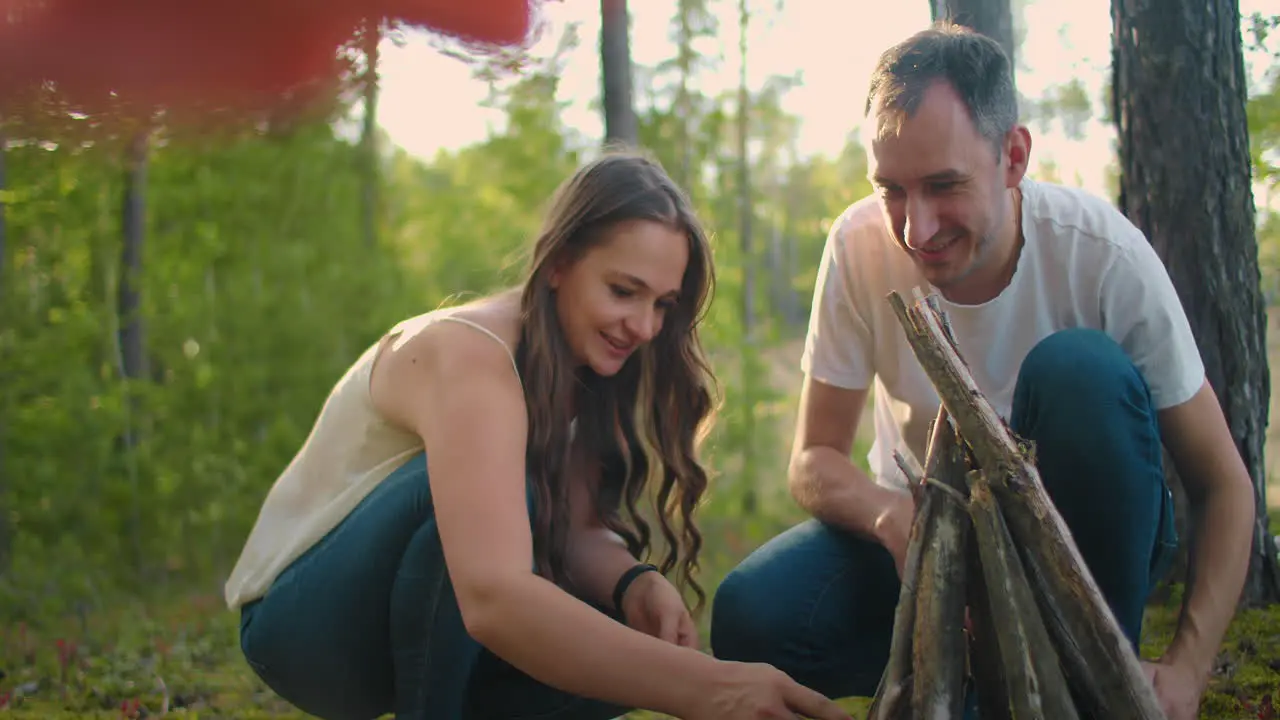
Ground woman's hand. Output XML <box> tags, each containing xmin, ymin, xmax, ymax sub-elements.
<box><xmin>619</xmin><ymin>571</ymin><xmax>700</xmax><ymax>649</ymax></box>
<box><xmin>685</xmin><ymin>661</ymin><xmax>853</xmax><ymax>720</ymax></box>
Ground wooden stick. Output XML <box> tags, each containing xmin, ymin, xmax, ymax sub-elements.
<box><xmin>868</xmin><ymin>485</ymin><xmax>930</xmax><ymax>720</ymax></box>
<box><xmin>911</xmin><ymin>418</ymin><xmax>970</xmax><ymax>719</ymax></box>
<box><xmin>869</xmin><ymin>405</ymin><xmax>949</xmax><ymax>720</ymax></box>
<box><xmin>886</xmin><ymin>289</ymin><xmax>1165</xmax><ymax>720</ymax></box>
<box><xmin>967</xmin><ymin>470</ymin><xmax>1080</xmax><ymax>720</ymax></box>
<box><xmin>965</xmin><ymin>528</ymin><xmax>1014</xmax><ymax>720</ymax></box>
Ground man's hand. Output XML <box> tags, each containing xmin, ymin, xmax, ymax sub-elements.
<box><xmin>1142</xmin><ymin>659</ymin><xmax>1205</xmax><ymax>720</ymax></box>
<box><xmin>872</xmin><ymin>491</ymin><xmax>916</xmax><ymax>578</ymax></box>
<box><xmin>620</xmin><ymin>571</ymin><xmax>700</xmax><ymax>649</ymax></box>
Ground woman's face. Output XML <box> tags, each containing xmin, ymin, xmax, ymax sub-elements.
<box><xmin>550</xmin><ymin>218</ymin><xmax>689</xmax><ymax>377</ymax></box>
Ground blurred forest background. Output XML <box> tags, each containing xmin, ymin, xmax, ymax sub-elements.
<box><xmin>1</xmin><ymin>0</ymin><xmax>1280</xmax><ymax>716</ymax></box>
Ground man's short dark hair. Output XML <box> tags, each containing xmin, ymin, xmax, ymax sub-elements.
<box><xmin>864</xmin><ymin>22</ymin><xmax>1018</xmax><ymax>152</ymax></box>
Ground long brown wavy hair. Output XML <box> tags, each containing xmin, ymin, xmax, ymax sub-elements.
<box><xmin>515</xmin><ymin>150</ymin><xmax>718</xmax><ymax>613</ymax></box>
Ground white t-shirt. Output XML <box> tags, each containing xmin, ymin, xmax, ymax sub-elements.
<box><xmin>801</xmin><ymin>178</ymin><xmax>1205</xmax><ymax>491</ymax></box>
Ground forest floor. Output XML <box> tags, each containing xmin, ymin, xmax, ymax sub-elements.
<box><xmin>1</xmin><ymin>329</ymin><xmax>1278</xmax><ymax>718</ymax></box>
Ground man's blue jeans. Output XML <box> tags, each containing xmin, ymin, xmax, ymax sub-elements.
<box><xmin>710</xmin><ymin>329</ymin><xmax>1179</xmax><ymax>707</ymax></box>
<box><xmin>237</xmin><ymin>452</ymin><xmax>628</xmax><ymax>720</ymax></box>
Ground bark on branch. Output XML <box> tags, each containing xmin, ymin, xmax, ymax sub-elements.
<box><xmin>967</xmin><ymin>469</ymin><xmax>1079</xmax><ymax>720</ymax></box>
<box><xmin>911</xmin><ymin>416</ymin><xmax>971</xmax><ymax>718</ymax></box>
<box><xmin>869</xmin><ymin>407</ymin><xmax>950</xmax><ymax>720</ymax></box>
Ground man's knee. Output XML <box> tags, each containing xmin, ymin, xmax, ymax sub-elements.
<box><xmin>710</xmin><ymin>564</ymin><xmax>784</xmax><ymax>662</ymax></box>
<box><xmin>1017</xmin><ymin>328</ymin><xmax>1149</xmax><ymax>410</ymax></box>
<box><xmin>1013</xmin><ymin>330</ymin><xmax>1168</xmax><ymax>647</ymax></box>
<box><xmin>709</xmin><ymin>523</ymin><xmax>842</xmax><ymax>664</ymax></box>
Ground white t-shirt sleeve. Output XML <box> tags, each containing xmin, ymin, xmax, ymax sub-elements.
<box><xmin>1099</xmin><ymin>235</ymin><xmax>1206</xmax><ymax>409</ymax></box>
<box><xmin>800</xmin><ymin>216</ymin><xmax>875</xmax><ymax>390</ymax></box>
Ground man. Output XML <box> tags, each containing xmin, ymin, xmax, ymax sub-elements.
<box><xmin>709</xmin><ymin>22</ymin><xmax>1256</xmax><ymax>720</ymax></box>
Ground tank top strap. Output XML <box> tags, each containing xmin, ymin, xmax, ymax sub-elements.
<box><xmin>435</xmin><ymin>315</ymin><xmax>520</xmax><ymax>379</ymax></box>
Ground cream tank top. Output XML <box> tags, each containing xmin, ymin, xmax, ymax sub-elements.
<box><xmin>223</xmin><ymin>311</ymin><xmax>519</xmax><ymax>610</ymax></box>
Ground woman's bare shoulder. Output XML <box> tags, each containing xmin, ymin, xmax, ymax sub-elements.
<box><xmin>370</xmin><ymin>292</ymin><xmax>524</xmax><ymax>432</ymax></box>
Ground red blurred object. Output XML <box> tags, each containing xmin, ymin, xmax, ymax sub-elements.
<box><xmin>388</xmin><ymin>0</ymin><xmax>534</xmax><ymax>46</ymax></box>
<box><xmin>0</xmin><ymin>0</ymin><xmax>536</xmax><ymax>119</ymax></box>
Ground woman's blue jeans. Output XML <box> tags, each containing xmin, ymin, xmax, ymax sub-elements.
<box><xmin>237</xmin><ymin>453</ymin><xmax>628</xmax><ymax>720</ymax></box>
<box><xmin>709</xmin><ymin>328</ymin><xmax>1179</xmax><ymax>712</ymax></box>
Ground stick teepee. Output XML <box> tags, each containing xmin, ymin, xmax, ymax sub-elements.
<box><xmin>865</xmin><ymin>289</ymin><xmax>1167</xmax><ymax>720</ymax></box>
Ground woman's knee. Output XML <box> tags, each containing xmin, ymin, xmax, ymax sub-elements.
<box><xmin>238</xmin><ymin>595</ymin><xmax>395</xmax><ymax>720</ymax></box>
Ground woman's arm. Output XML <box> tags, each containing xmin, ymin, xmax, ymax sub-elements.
<box><xmin>369</xmin><ymin>321</ymin><xmax>850</xmax><ymax>720</ymax></box>
<box><xmin>370</xmin><ymin>321</ymin><xmax>714</xmax><ymax>715</ymax></box>
<box><xmin>559</xmin><ymin>441</ymin><xmax>650</xmax><ymax>612</ymax></box>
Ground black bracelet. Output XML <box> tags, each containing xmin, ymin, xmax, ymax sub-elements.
<box><xmin>612</xmin><ymin>563</ymin><xmax>660</xmax><ymax>618</ymax></box>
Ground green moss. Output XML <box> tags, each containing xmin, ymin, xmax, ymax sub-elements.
<box><xmin>1141</xmin><ymin>597</ymin><xmax>1280</xmax><ymax>720</ymax></box>
<box><xmin>2</xmin><ymin>536</ymin><xmax>1277</xmax><ymax>719</ymax></box>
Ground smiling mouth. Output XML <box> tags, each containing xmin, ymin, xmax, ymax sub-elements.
<box><xmin>601</xmin><ymin>332</ymin><xmax>634</xmax><ymax>354</ymax></box>
<box><xmin>914</xmin><ymin>236</ymin><xmax>959</xmax><ymax>259</ymax></box>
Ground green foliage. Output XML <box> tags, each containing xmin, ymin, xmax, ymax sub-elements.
<box><xmin>0</xmin><ymin>12</ymin><xmax>870</xmax><ymax>618</ymax></box>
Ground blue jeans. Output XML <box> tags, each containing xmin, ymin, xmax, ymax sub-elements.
<box><xmin>710</xmin><ymin>329</ymin><xmax>1178</xmax><ymax>709</ymax></box>
<box><xmin>238</xmin><ymin>453</ymin><xmax>628</xmax><ymax>720</ymax></box>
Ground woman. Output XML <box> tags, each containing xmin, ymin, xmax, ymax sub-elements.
<box><xmin>225</xmin><ymin>152</ymin><xmax>850</xmax><ymax>720</ymax></box>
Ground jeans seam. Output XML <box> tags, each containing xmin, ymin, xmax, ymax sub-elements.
<box><xmin>408</xmin><ymin>558</ymin><xmax>451</xmax><ymax>714</ymax></box>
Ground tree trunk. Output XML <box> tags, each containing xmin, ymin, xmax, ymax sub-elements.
<box><xmin>360</xmin><ymin>18</ymin><xmax>381</xmax><ymax>249</ymax></box>
<box><xmin>674</xmin><ymin>0</ymin><xmax>694</xmax><ymax>189</ymax></box>
<box><xmin>0</xmin><ymin>121</ymin><xmax>8</xmax><ymax>575</ymax></box>
<box><xmin>1111</xmin><ymin>0</ymin><xmax>1280</xmax><ymax>606</ymax></box>
<box><xmin>120</xmin><ymin>131</ymin><xmax>149</xmax><ymax>387</ymax></box>
<box><xmin>119</xmin><ymin>128</ymin><xmax>150</xmax><ymax>574</ymax></box>
<box><xmin>599</xmin><ymin>0</ymin><xmax>637</xmax><ymax>147</ymax></box>
<box><xmin>736</xmin><ymin>0</ymin><xmax>754</xmax><ymax>340</ymax></box>
<box><xmin>931</xmin><ymin>0</ymin><xmax>1016</xmax><ymax>80</ymax></box>
<box><xmin>736</xmin><ymin>0</ymin><xmax>758</xmax><ymax>514</ymax></box>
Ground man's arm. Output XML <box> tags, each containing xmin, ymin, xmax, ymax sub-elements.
<box><xmin>1155</xmin><ymin>380</ymin><xmax>1255</xmax><ymax>679</ymax></box>
<box><xmin>788</xmin><ymin>375</ymin><xmax>914</xmax><ymax>574</ymax></box>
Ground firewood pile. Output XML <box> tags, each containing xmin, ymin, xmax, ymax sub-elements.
<box><xmin>865</xmin><ymin>289</ymin><xmax>1167</xmax><ymax>720</ymax></box>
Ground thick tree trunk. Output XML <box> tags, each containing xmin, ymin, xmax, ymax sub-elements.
<box><xmin>1111</xmin><ymin>0</ymin><xmax>1280</xmax><ymax>606</ymax></box>
<box><xmin>931</xmin><ymin>0</ymin><xmax>1015</xmax><ymax>78</ymax></box>
<box><xmin>599</xmin><ymin>0</ymin><xmax>637</xmax><ymax>147</ymax></box>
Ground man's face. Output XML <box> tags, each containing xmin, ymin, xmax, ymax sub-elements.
<box><xmin>868</xmin><ymin>81</ymin><xmax>1021</xmax><ymax>303</ymax></box>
